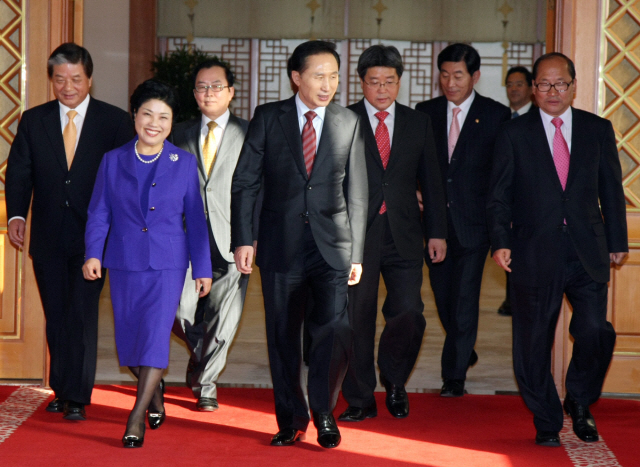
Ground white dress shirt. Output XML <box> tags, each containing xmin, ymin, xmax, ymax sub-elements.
<box><xmin>447</xmin><ymin>90</ymin><xmax>475</xmax><ymax>137</ymax></box>
<box><xmin>511</xmin><ymin>101</ymin><xmax>532</xmax><ymax>117</ymax></box>
<box><xmin>295</xmin><ymin>93</ymin><xmax>325</xmax><ymax>152</ymax></box>
<box><xmin>363</xmin><ymin>99</ymin><xmax>395</xmax><ymax>148</ymax></box>
<box><xmin>539</xmin><ymin>106</ymin><xmax>572</xmax><ymax>155</ymax></box>
<box><xmin>199</xmin><ymin>108</ymin><xmax>230</xmax><ymax>160</ymax></box>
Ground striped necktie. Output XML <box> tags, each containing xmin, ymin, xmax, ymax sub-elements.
<box><xmin>302</xmin><ymin>111</ymin><xmax>317</xmax><ymax>176</ymax></box>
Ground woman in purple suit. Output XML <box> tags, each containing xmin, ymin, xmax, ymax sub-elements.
<box><xmin>83</xmin><ymin>80</ymin><xmax>212</xmax><ymax>448</ymax></box>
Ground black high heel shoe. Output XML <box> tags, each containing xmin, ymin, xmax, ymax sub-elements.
<box><xmin>147</xmin><ymin>379</ymin><xmax>165</xmax><ymax>430</ymax></box>
<box><xmin>122</xmin><ymin>422</ymin><xmax>145</xmax><ymax>448</ymax></box>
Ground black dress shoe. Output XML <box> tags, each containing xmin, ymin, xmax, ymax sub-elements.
<box><xmin>563</xmin><ymin>394</ymin><xmax>599</xmax><ymax>442</ymax></box>
<box><xmin>196</xmin><ymin>397</ymin><xmax>219</xmax><ymax>412</ymax></box>
<box><xmin>147</xmin><ymin>379</ymin><xmax>165</xmax><ymax>430</ymax></box>
<box><xmin>270</xmin><ymin>428</ymin><xmax>306</xmax><ymax>446</ymax></box>
<box><xmin>440</xmin><ymin>379</ymin><xmax>465</xmax><ymax>397</ymax></box>
<box><xmin>337</xmin><ymin>403</ymin><xmax>377</xmax><ymax>422</ymax></box>
<box><xmin>46</xmin><ymin>397</ymin><xmax>65</xmax><ymax>413</ymax></box>
<box><xmin>535</xmin><ymin>430</ymin><xmax>561</xmax><ymax>447</ymax></box>
<box><xmin>497</xmin><ymin>300</ymin><xmax>512</xmax><ymax>316</ymax></box>
<box><xmin>122</xmin><ymin>422</ymin><xmax>145</xmax><ymax>448</ymax></box>
<box><xmin>380</xmin><ymin>374</ymin><xmax>409</xmax><ymax>418</ymax></box>
<box><xmin>313</xmin><ymin>413</ymin><xmax>341</xmax><ymax>448</ymax></box>
<box><xmin>63</xmin><ymin>401</ymin><xmax>86</xmax><ymax>420</ymax></box>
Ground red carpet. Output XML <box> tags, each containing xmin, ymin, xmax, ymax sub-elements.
<box><xmin>0</xmin><ymin>384</ymin><xmax>637</xmax><ymax>466</ymax></box>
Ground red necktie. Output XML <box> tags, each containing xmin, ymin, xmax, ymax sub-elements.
<box><xmin>375</xmin><ymin>111</ymin><xmax>390</xmax><ymax>214</ymax></box>
<box><xmin>302</xmin><ymin>111</ymin><xmax>317</xmax><ymax>176</ymax></box>
<box><xmin>551</xmin><ymin>117</ymin><xmax>570</xmax><ymax>190</ymax></box>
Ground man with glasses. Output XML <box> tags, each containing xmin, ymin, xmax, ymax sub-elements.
<box><xmin>416</xmin><ymin>43</ymin><xmax>510</xmax><ymax>398</ymax></box>
<box><xmin>489</xmin><ymin>52</ymin><xmax>627</xmax><ymax>447</ymax></box>
<box><xmin>338</xmin><ymin>45</ymin><xmax>446</xmax><ymax>423</ymax></box>
<box><xmin>171</xmin><ymin>59</ymin><xmax>250</xmax><ymax>412</ymax></box>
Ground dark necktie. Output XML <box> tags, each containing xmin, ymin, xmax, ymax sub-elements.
<box><xmin>302</xmin><ymin>111</ymin><xmax>317</xmax><ymax>176</ymax></box>
<box><xmin>375</xmin><ymin>111</ymin><xmax>390</xmax><ymax>214</ymax></box>
<box><xmin>511</xmin><ymin>110</ymin><xmax>519</xmax><ymax>119</ymax></box>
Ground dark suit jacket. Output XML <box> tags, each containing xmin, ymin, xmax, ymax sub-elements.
<box><xmin>416</xmin><ymin>93</ymin><xmax>510</xmax><ymax>248</ymax></box>
<box><xmin>5</xmin><ymin>97</ymin><xmax>134</xmax><ymax>260</ymax></box>
<box><xmin>488</xmin><ymin>107</ymin><xmax>628</xmax><ymax>286</ymax></box>
<box><xmin>348</xmin><ymin>99</ymin><xmax>447</xmax><ymax>260</ymax></box>
<box><xmin>170</xmin><ymin>113</ymin><xmax>250</xmax><ymax>261</ymax></box>
<box><xmin>231</xmin><ymin>96</ymin><xmax>368</xmax><ymax>273</ymax></box>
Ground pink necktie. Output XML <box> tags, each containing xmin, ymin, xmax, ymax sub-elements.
<box><xmin>551</xmin><ymin>117</ymin><xmax>570</xmax><ymax>190</ymax></box>
<box><xmin>448</xmin><ymin>107</ymin><xmax>461</xmax><ymax>162</ymax></box>
<box><xmin>302</xmin><ymin>111</ymin><xmax>317</xmax><ymax>176</ymax></box>
<box><xmin>375</xmin><ymin>111</ymin><xmax>390</xmax><ymax>214</ymax></box>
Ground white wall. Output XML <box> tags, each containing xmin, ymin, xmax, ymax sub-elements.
<box><xmin>83</xmin><ymin>0</ymin><xmax>130</xmax><ymax>111</ymax></box>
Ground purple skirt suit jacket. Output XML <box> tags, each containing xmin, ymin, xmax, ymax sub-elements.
<box><xmin>85</xmin><ymin>138</ymin><xmax>211</xmax><ymax>278</ymax></box>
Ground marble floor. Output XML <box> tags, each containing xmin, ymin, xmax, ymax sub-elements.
<box><xmin>96</xmin><ymin>256</ymin><xmax>519</xmax><ymax>395</ymax></box>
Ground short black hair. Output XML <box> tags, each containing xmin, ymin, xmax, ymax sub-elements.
<box><xmin>287</xmin><ymin>40</ymin><xmax>340</xmax><ymax>79</ymax></box>
<box><xmin>532</xmin><ymin>52</ymin><xmax>576</xmax><ymax>81</ymax></box>
<box><xmin>192</xmin><ymin>58</ymin><xmax>235</xmax><ymax>88</ymax></box>
<box><xmin>47</xmin><ymin>42</ymin><xmax>93</xmax><ymax>78</ymax></box>
<box><xmin>130</xmin><ymin>79</ymin><xmax>180</xmax><ymax>122</ymax></box>
<box><xmin>505</xmin><ymin>66</ymin><xmax>533</xmax><ymax>87</ymax></box>
<box><xmin>437</xmin><ymin>43</ymin><xmax>481</xmax><ymax>75</ymax></box>
<box><xmin>357</xmin><ymin>45</ymin><xmax>404</xmax><ymax>80</ymax></box>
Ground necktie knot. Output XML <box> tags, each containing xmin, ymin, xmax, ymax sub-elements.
<box><xmin>375</xmin><ymin>111</ymin><xmax>389</xmax><ymax>122</ymax></box>
<box><xmin>207</xmin><ymin>121</ymin><xmax>218</xmax><ymax>131</ymax></box>
<box><xmin>551</xmin><ymin>117</ymin><xmax>563</xmax><ymax>129</ymax></box>
<box><xmin>511</xmin><ymin>111</ymin><xmax>519</xmax><ymax>119</ymax></box>
<box><xmin>452</xmin><ymin>107</ymin><xmax>461</xmax><ymax>118</ymax></box>
<box><xmin>305</xmin><ymin>111</ymin><xmax>317</xmax><ymax>124</ymax></box>
<box><xmin>67</xmin><ymin>110</ymin><xmax>77</xmax><ymax>121</ymax></box>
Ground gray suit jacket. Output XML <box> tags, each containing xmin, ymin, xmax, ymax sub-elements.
<box><xmin>171</xmin><ymin>113</ymin><xmax>249</xmax><ymax>262</ymax></box>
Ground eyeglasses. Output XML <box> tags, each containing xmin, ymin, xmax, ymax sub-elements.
<box><xmin>363</xmin><ymin>80</ymin><xmax>399</xmax><ymax>89</ymax></box>
<box><xmin>194</xmin><ymin>84</ymin><xmax>229</xmax><ymax>93</ymax></box>
<box><xmin>534</xmin><ymin>81</ymin><xmax>573</xmax><ymax>93</ymax></box>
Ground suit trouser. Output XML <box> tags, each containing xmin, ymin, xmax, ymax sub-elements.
<box><xmin>175</xmin><ymin>262</ymin><xmax>249</xmax><ymax>399</ymax></box>
<box><xmin>260</xmin><ymin>224</ymin><xmax>351</xmax><ymax>432</ymax></box>
<box><xmin>426</xmin><ymin>216</ymin><xmax>489</xmax><ymax>380</ymax></box>
<box><xmin>32</xmin><ymin>253</ymin><xmax>105</xmax><ymax>405</ymax></box>
<box><xmin>512</xmin><ymin>232</ymin><xmax>615</xmax><ymax>432</ymax></box>
<box><xmin>342</xmin><ymin>213</ymin><xmax>425</xmax><ymax>407</ymax></box>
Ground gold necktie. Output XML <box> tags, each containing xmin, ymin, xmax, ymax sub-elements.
<box><xmin>63</xmin><ymin>110</ymin><xmax>78</xmax><ymax>169</ymax></box>
<box><xmin>202</xmin><ymin>121</ymin><xmax>218</xmax><ymax>177</ymax></box>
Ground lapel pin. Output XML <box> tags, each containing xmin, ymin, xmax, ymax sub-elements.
<box><xmin>169</xmin><ymin>153</ymin><xmax>179</xmax><ymax>162</ymax></box>
<box><xmin>475</xmin><ymin>119</ymin><xmax>479</xmax><ymax>123</ymax></box>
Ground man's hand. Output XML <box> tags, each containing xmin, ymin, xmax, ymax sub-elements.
<box><xmin>610</xmin><ymin>252</ymin><xmax>628</xmax><ymax>266</ymax></box>
<box><xmin>348</xmin><ymin>263</ymin><xmax>362</xmax><ymax>285</ymax></box>
<box><xmin>196</xmin><ymin>278</ymin><xmax>213</xmax><ymax>297</ymax></box>
<box><xmin>492</xmin><ymin>248</ymin><xmax>512</xmax><ymax>272</ymax></box>
<box><xmin>427</xmin><ymin>238</ymin><xmax>447</xmax><ymax>263</ymax></box>
<box><xmin>234</xmin><ymin>245</ymin><xmax>255</xmax><ymax>274</ymax></box>
<box><xmin>8</xmin><ymin>218</ymin><xmax>25</xmax><ymax>249</ymax></box>
<box><xmin>82</xmin><ymin>258</ymin><xmax>102</xmax><ymax>280</ymax></box>
<box><xmin>416</xmin><ymin>190</ymin><xmax>423</xmax><ymax>212</ymax></box>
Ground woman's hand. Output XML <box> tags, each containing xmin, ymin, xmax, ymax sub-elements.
<box><xmin>83</xmin><ymin>258</ymin><xmax>102</xmax><ymax>280</ymax></box>
<box><xmin>195</xmin><ymin>278</ymin><xmax>212</xmax><ymax>297</ymax></box>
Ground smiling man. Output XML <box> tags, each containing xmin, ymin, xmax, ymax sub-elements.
<box><xmin>170</xmin><ymin>59</ymin><xmax>250</xmax><ymax>413</ymax></box>
<box><xmin>488</xmin><ymin>52</ymin><xmax>628</xmax><ymax>447</ymax></box>
<box><xmin>5</xmin><ymin>42</ymin><xmax>133</xmax><ymax>420</ymax></box>
<box><xmin>338</xmin><ymin>45</ymin><xmax>447</xmax><ymax>423</ymax></box>
<box><xmin>415</xmin><ymin>43</ymin><xmax>510</xmax><ymax>398</ymax></box>
<box><xmin>231</xmin><ymin>40</ymin><xmax>367</xmax><ymax>449</ymax></box>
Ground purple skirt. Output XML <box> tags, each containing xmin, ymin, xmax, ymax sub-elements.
<box><xmin>109</xmin><ymin>268</ymin><xmax>186</xmax><ymax>368</ymax></box>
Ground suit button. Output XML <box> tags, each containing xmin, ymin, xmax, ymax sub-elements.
<box><xmin>299</xmin><ymin>213</ymin><xmax>306</xmax><ymax>218</ymax></box>
<box><xmin>307</xmin><ymin>185</ymin><xmax>312</xmax><ymax>190</ymax></box>
<box><xmin>149</xmin><ymin>207</ymin><xmax>155</xmax><ymax>211</ymax></box>
<box><xmin>152</xmin><ymin>183</ymin><xmax>157</xmax><ymax>187</ymax></box>
<box><xmin>447</xmin><ymin>178</ymin><xmax>452</xmax><ymax>182</ymax></box>
<box><xmin>382</xmin><ymin>182</ymin><xmax>389</xmax><ymax>186</ymax></box>
<box><xmin>65</xmin><ymin>200</ymin><xmax>69</xmax><ymax>207</ymax></box>
<box><xmin>65</xmin><ymin>180</ymin><xmax>71</xmax><ymax>184</ymax></box>
<box><xmin>142</xmin><ymin>228</ymin><xmax>148</xmax><ymax>232</ymax></box>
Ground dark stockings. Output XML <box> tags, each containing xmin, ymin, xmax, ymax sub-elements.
<box><xmin>125</xmin><ymin>366</ymin><xmax>164</xmax><ymax>437</ymax></box>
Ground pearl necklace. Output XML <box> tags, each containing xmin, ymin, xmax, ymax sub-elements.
<box><xmin>135</xmin><ymin>140</ymin><xmax>163</xmax><ymax>164</ymax></box>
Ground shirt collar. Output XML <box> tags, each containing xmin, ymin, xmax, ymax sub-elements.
<box><xmin>539</xmin><ymin>106</ymin><xmax>572</xmax><ymax>127</ymax></box>
<box><xmin>363</xmin><ymin>98</ymin><xmax>395</xmax><ymax>121</ymax></box>
<box><xmin>201</xmin><ymin>108</ymin><xmax>230</xmax><ymax>131</ymax></box>
<box><xmin>295</xmin><ymin>93</ymin><xmax>326</xmax><ymax>122</ymax></box>
<box><xmin>448</xmin><ymin>90</ymin><xmax>475</xmax><ymax>113</ymax></box>
<box><xmin>59</xmin><ymin>94</ymin><xmax>90</xmax><ymax>118</ymax></box>
<box><xmin>512</xmin><ymin>101</ymin><xmax>532</xmax><ymax>115</ymax></box>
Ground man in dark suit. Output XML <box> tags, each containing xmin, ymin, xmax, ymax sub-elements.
<box><xmin>171</xmin><ymin>59</ymin><xmax>250</xmax><ymax>413</ymax></box>
<box><xmin>231</xmin><ymin>41</ymin><xmax>367</xmax><ymax>449</ymax></box>
<box><xmin>5</xmin><ymin>43</ymin><xmax>133</xmax><ymax>420</ymax></box>
<box><xmin>489</xmin><ymin>52</ymin><xmax>627</xmax><ymax>447</ymax></box>
<box><xmin>498</xmin><ymin>66</ymin><xmax>536</xmax><ymax>317</ymax></box>
<box><xmin>337</xmin><ymin>45</ymin><xmax>447</xmax><ymax>423</ymax></box>
<box><xmin>416</xmin><ymin>43</ymin><xmax>510</xmax><ymax>397</ymax></box>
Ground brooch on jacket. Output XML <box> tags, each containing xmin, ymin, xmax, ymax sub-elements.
<box><xmin>169</xmin><ymin>153</ymin><xmax>179</xmax><ymax>162</ymax></box>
